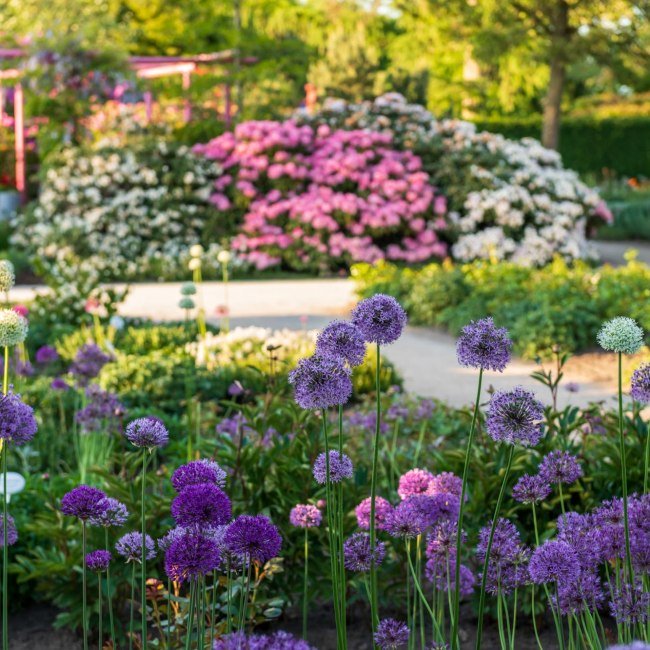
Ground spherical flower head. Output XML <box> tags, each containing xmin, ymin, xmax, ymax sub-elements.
<box><xmin>0</xmin><ymin>514</ymin><xmax>18</xmax><ymax>547</ymax></box>
<box><xmin>88</xmin><ymin>498</ymin><xmax>129</xmax><ymax>528</ymax></box>
<box><xmin>61</xmin><ymin>485</ymin><xmax>108</xmax><ymax>521</ymax></box>
<box><xmin>179</xmin><ymin>297</ymin><xmax>195</xmax><ymax>310</ymax></box>
<box><xmin>224</xmin><ymin>514</ymin><xmax>282</xmax><ymax>564</ymax></box>
<box><xmin>597</xmin><ymin>317</ymin><xmax>644</xmax><ymax>355</ymax></box>
<box><xmin>315</xmin><ymin>320</ymin><xmax>366</xmax><ymax>366</ymax></box>
<box><xmin>374</xmin><ymin>618</ymin><xmax>410</xmax><ymax>649</ymax></box>
<box><xmin>456</xmin><ymin>317</ymin><xmax>512</xmax><ymax>372</ymax></box>
<box><xmin>86</xmin><ymin>550</ymin><xmax>111</xmax><ymax>572</ymax></box>
<box><xmin>213</xmin><ymin>631</ymin><xmax>316</xmax><ymax>649</ymax></box>
<box><xmin>351</xmin><ymin>294</ymin><xmax>407</xmax><ymax>345</ymax></box>
<box><xmin>343</xmin><ymin>532</ymin><xmax>385</xmax><ymax>572</ymax></box>
<box><xmin>35</xmin><ymin>345</ymin><xmax>59</xmax><ymax>364</ymax></box>
<box><xmin>164</xmin><ymin>530</ymin><xmax>221</xmax><ymax>583</ymax></box>
<box><xmin>610</xmin><ymin>583</ymin><xmax>650</xmax><ymax>625</ymax></box>
<box><xmin>0</xmin><ymin>392</ymin><xmax>37</xmax><ymax>446</ymax></box>
<box><xmin>115</xmin><ymin>532</ymin><xmax>156</xmax><ymax>564</ymax></box>
<box><xmin>486</xmin><ymin>387</ymin><xmax>545</xmax><ymax>447</ymax></box>
<box><xmin>0</xmin><ymin>260</ymin><xmax>15</xmax><ymax>293</ymax></box>
<box><xmin>0</xmin><ymin>309</ymin><xmax>28</xmax><ymax>347</ymax></box>
<box><xmin>512</xmin><ymin>474</ymin><xmax>551</xmax><ymax>504</ymax></box>
<box><xmin>528</xmin><ymin>540</ymin><xmax>580</xmax><ymax>586</ymax></box>
<box><xmin>539</xmin><ymin>451</ymin><xmax>582</xmax><ymax>485</ymax></box>
<box><xmin>180</xmin><ymin>282</ymin><xmax>197</xmax><ymax>296</ymax></box>
<box><xmin>189</xmin><ymin>244</ymin><xmax>204</xmax><ymax>258</ymax></box>
<box><xmin>398</xmin><ymin>468</ymin><xmax>434</xmax><ymax>500</ymax></box>
<box><xmin>289</xmin><ymin>504</ymin><xmax>322</xmax><ymax>528</ymax></box>
<box><xmin>312</xmin><ymin>451</ymin><xmax>353</xmax><ymax>484</ymax></box>
<box><xmin>385</xmin><ymin>498</ymin><xmax>433</xmax><ymax>538</ymax></box>
<box><xmin>125</xmin><ymin>416</ymin><xmax>169</xmax><ymax>449</ymax></box>
<box><xmin>171</xmin><ymin>459</ymin><xmax>227</xmax><ymax>492</ymax></box>
<box><xmin>355</xmin><ymin>496</ymin><xmax>393</xmax><ymax>531</ymax></box>
<box><xmin>217</xmin><ymin>250</ymin><xmax>232</xmax><ymax>265</ymax></box>
<box><xmin>429</xmin><ymin>472</ymin><xmax>463</xmax><ymax>499</ymax></box>
<box><xmin>69</xmin><ymin>344</ymin><xmax>112</xmax><ymax>384</ymax></box>
<box><xmin>289</xmin><ymin>355</ymin><xmax>352</xmax><ymax>410</ymax></box>
<box><xmin>631</xmin><ymin>363</ymin><xmax>650</xmax><ymax>404</ymax></box>
<box><xmin>171</xmin><ymin>483</ymin><xmax>232</xmax><ymax>527</ymax></box>
<box><xmin>51</xmin><ymin>377</ymin><xmax>70</xmax><ymax>391</ymax></box>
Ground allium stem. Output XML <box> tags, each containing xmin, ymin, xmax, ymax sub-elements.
<box><xmin>167</xmin><ymin>577</ymin><xmax>172</xmax><ymax>649</ymax></box>
<box><xmin>452</xmin><ymin>367</ymin><xmax>484</xmax><ymax>649</ymax></box>
<box><xmin>1</xmin><ymin>440</ymin><xmax>7</xmax><ymax>650</ymax></box>
<box><xmin>82</xmin><ymin>521</ymin><xmax>88</xmax><ymax>650</ymax></box>
<box><xmin>302</xmin><ymin>528</ymin><xmax>309</xmax><ymax>640</ymax></box>
<box><xmin>644</xmin><ymin>422</ymin><xmax>650</xmax><ymax>495</ymax></box>
<box><xmin>368</xmin><ymin>343</ymin><xmax>382</xmax><ymax>645</ymax></box>
<box><xmin>129</xmin><ymin>562</ymin><xmax>136</xmax><ymax>650</ymax></box>
<box><xmin>337</xmin><ymin>404</ymin><xmax>347</xmax><ymax>648</ymax></box>
<box><xmin>185</xmin><ymin>579</ymin><xmax>195</xmax><ymax>650</ymax></box>
<box><xmin>618</xmin><ymin>352</ymin><xmax>634</xmax><ymax>583</ymax></box>
<box><xmin>141</xmin><ymin>450</ymin><xmax>148</xmax><ymax>650</ymax></box>
<box><xmin>105</xmin><ymin>528</ymin><xmax>116</xmax><ymax>644</ymax></box>
<box><xmin>98</xmin><ymin>573</ymin><xmax>103</xmax><ymax>650</ymax></box>
<box><xmin>475</xmin><ymin>444</ymin><xmax>515</xmax><ymax>650</ymax></box>
<box><xmin>209</xmin><ymin>570</ymin><xmax>217</xmax><ymax>649</ymax></box>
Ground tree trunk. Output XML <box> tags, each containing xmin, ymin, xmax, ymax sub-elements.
<box><xmin>541</xmin><ymin>56</ymin><xmax>565</xmax><ymax>150</ymax></box>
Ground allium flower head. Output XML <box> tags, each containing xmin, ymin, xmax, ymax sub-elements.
<box><xmin>289</xmin><ymin>355</ymin><xmax>352</xmax><ymax>410</ymax></box>
<box><xmin>512</xmin><ymin>474</ymin><xmax>551</xmax><ymax>504</ymax></box>
<box><xmin>86</xmin><ymin>550</ymin><xmax>111</xmax><ymax>572</ymax></box>
<box><xmin>88</xmin><ymin>498</ymin><xmax>129</xmax><ymax>528</ymax></box>
<box><xmin>180</xmin><ymin>282</ymin><xmax>197</xmax><ymax>296</ymax></box>
<box><xmin>397</xmin><ymin>468</ymin><xmax>434</xmax><ymax>500</ymax></box>
<box><xmin>429</xmin><ymin>472</ymin><xmax>463</xmax><ymax>499</ymax></box>
<box><xmin>610</xmin><ymin>583</ymin><xmax>650</xmax><ymax>625</ymax></box>
<box><xmin>51</xmin><ymin>377</ymin><xmax>70</xmax><ymax>391</ymax></box>
<box><xmin>539</xmin><ymin>451</ymin><xmax>582</xmax><ymax>485</ymax></box>
<box><xmin>213</xmin><ymin>631</ymin><xmax>316</xmax><ymax>649</ymax></box>
<box><xmin>125</xmin><ymin>416</ymin><xmax>169</xmax><ymax>449</ymax></box>
<box><xmin>171</xmin><ymin>459</ymin><xmax>227</xmax><ymax>492</ymax></box>
<box><xmin>289</xmin><ymin>504</ymin><xmax>322</xmax><ymax>528</ymax></box>
<box><xmin>0</xmin><ymin>514</ymin><xmax>18</xmax><ymax>547</ymax></box>
<box><xmin>69</xmin><ymin>344</ymin><xmax>112</xmax><ymax>385</ymax></box>
<box><xmin>374</xmin><ymin>618</ymin><xmax>410</xmax><ymax>649</ymax></box>
<box><xmin>384</xmin><ymin>499</ymin><xmax>428</xmax><ymax>538</ymax></box>
<box><xmin>312</xmin><ymin>451</ymin><xmax>353</xmax><ymax>484</ymax></box>
<box><xmin>179</xmin><ymin>297</ymin><xmax>195</xmax><ymax>310</ymax></box>
<box><xmin>554</xmin><ymin>570</ymin><xmax>603</xmax><ymax>616</ymax></box>
<box><xmin>456</xmin><ymin>317</ymin><xmax>512</xmax><ymax>372</ymax></box>
<box><xmin>35</xmin><ymin>345</ymin><xmax>58</xmax><ymax>364</ymax></box>
<box><xmin>164</xmin><ymin>530</ymin><xmax>221</xmax><ymax>583</ymax></box>
<box><xmin>315</xmin><ymin>320</ymin><xmax>366</xmax><ymax>366</ymax></box>
<box><xmin>224</xmin><ymin>514</ymin><xmax>282</xmax><ymax>564</ymax></box>
<box><xmin>343</xmin><ymin>532</ymin><xmax>385</xmax><ymax>572</ymax></box>
<box><xmin>351</xmin><ymin>294</ymin><xmax>407</xmax><ymax>345</ymax></box>
<box><xmin>597</xmin><ymin>317</ymin><xmax>644</xmax><ymax>355</ymax></box>
<box><xmin>528</xmin><ymin>540</ymin><xmax>580</xmax><ymax>586</ymax></box>
<box><xmin>115</xmin><ymin>532</ymin><xmax>156</xmax><ymax>563</ymax></box>
<box><xmin>427</xmin><ymin>559</ymin><xmax>475</xmax><ymax>597</ymax></box>
<box><xmin>61</xmin><ymin>485</ymin><xmax>108</xmax><ymax>521</ymax></box>
<box><xmin>0</xmin><ymin>260</ymin><xmax>15</xmax><ymax>292</ymax></box>
<box><xmin>0</xmin><ymin>392</ymin><xmax>37</xmax><ymax>445</ymax></box>
<box><xmin>630</xmin><ymin>363</ymin><xmax>650</xmax><ymax>404</ymax></box>
<box><xmin>486</xmin><ymin>387</ymin><xmax>545</xmax><ymax>447</ymax></box>
<box><xmin>0</xmin><ymin>309</ymin><xmax>28</xmax><ymax>347</ymax></box>
<box><xmin>355</xmin><ymin>496</ymin><xmax>393</xmax><ymax>531</ymax></box>
<box><xmin>171</xmin><ymin>483</ymin><xmax>232</xmax><ymax>527</ymax></box>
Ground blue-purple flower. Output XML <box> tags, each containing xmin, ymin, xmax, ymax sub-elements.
<box><xmin>312</xmin><ymin>451</ymin><xmax>353</xmax><ymax>484</ymax></box>
<box><xmin>0</xmin><ymin>392</ymin><xmax>37</xmax><ymax>446</ymax></box>
<box><xmin>316</xmin><ymin>320</ymin><xmax>366</xmax><ymax>366</ymax></box>
<box><xmin>213</xmin><ymin>631</ymin><xmax>316</xmax><ymax>649</ymax></box>
<box><xmin>486</xmin><ymin>387</ymin><xmax>545</xmax><ymax>447</ymax></box>
<box><xmin>528</xmin><ymin>540</ymin><xmax>580</xmax><ymax>587</ymax></box>
<box><xmin>374</xmin><ymin>618</ymin><xmax>409</xmax><ymax>649</ymax></box>
<box><xmin>351</xmin><ymin>294</ymin><xmax>407</xmax><ymax>345</ymax></box>
<box><xmin>88</xmin><ymin>498</ymin><xmax>129</xmax><ymax>528</ymax></box>
<box><xmin>456</xmin><ymin>317</ymin><xmax>512</xmax><ymax>372</ymax></box>
<box><xmin>61</xmin><ymin>486</ymin><xmax>108</xmax><ymax>521</ymax></box>
<box><xmin>289</xmin><ymin>355</ymin><xmax>352</xmax><ymax>410</ymax></box>
<box><xmin>224</xmin><ymin>514</ymin><xmax>282</xmax><ymax>564</ymax></box>
<box><xmin>164</xmin><ymin>529</ymin><xmax>221</xmax><ymax>583</ymax></box>
<box><xmin>512</xmin><ymin>474</ymin><xmax>551</xmax><ymax>504</ymax></box>
<box><xmin>171</xmin><ymin>483</ymin><xmax>232</xmax><ymax>527</ymax></box>
<box><xmin>115</xmin><ymin>532</ymin><xmax>156</xmax><ymax>564</ymax></box>
<box><xmin>69</xmin><ymin>344</ymin><xmax>113</xmax><ymax>386</ymax></box>
<box><xmin>0</xmin><ymin>514</ymin><xmax>17</xmax><ymax>547</ymax></box>
<box><xmin>171</xmin><ymin>459</ymin><xmax>227</xmax><ymax>492</ymax></box>
<box><xmin>289</xmin><ymin>504</ymin><xmax>322</xmax><ymax>528</ymax></box>
<box><xmin>35</xmin><ymin>345</ymin><xmax>59</xmax><ymax>364</ymax></box>
<box><xmin>538</xmin><ymin>451</ymin><xmax>582</xmax><ymax>485</ymax></box>
<box><xmin>86</xmin><ymin>550</ymin><xmax>111</xmax><ymax>572</ymax></box>
<box><xmin>124</xmin><ymin>416</ymin><xmax>169</xmax><ymax>449</ymax></box>
<box><xmin>343</xmin><ymin>532</ymin><xmax>385</xmax><ymax>572</ymax></box>
<box><xmin>631</xmin><ymin>363</ymin><xmax>650</xmax><ymax>404</ymax></box>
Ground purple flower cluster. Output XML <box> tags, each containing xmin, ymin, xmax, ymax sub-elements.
<box><xmin>425</xmin><ymin>520</ymin><xmax>474</xmax><ymax>597</ymax></box>
<box><xmin>351</xmin><ymin>294</ymin><xmax>407</xmax><ymax>345</ymax></box>
<box><xmin>539</xmin><ymin>450</ymin><xmax>583</xmax><ymax>485</ymax></box>
<box><xmin>61</xmin><ymin>485</ymin><xmax>108</xmax><ymax>521</ymax></box>
<box><xmin>171</xmin><ymin>459</ymin><xmax>227</xmax><ymax>492</ymax></box>
<box><xmin>223</xmin><ymin>514</ymin><xmax>282</xmax><ymax>564</ymax></box>
<box><xmin>315</xmin><ymin>320</ymin><xmax>366</xmax><ymax>366</ymax></box>
<box><xmin>171</xmin><ymin>483</ymin><xmax>232</xmax><ymax>527</ymax></box>
<box><xmin>456</xmin><ymin>317</ymin><xmax>512</xmax><ymax>372</ymax></box>
<box><xmin>85</xmin><ymin>550</ymin><xmax>111</xmax><ymax>572</ymax></box>
<box><xmin>343</xmin><ymin>532</ymin><xmax>385</xmax><ymax>572</ymax></box>
<box><xmin>0</xmin><ymin>392</ymin><xmax>37</xmax><ymax>446</ymax></box>
<box><xmin>115</xmin><ymin>532</ymin><xmax>156</xmax><ymax>564</ymax></box>
<box><xmin>212</xmin><ymin>630</ymin><xmax>316</xmax><ymax>649</ymax></box>
<box><xmin>312</xmin><ymin>451</ymin><xmax>353</xmax><ymax>484</ymax></box>
<box><xmin>164</xmin><ymin>529</ymin><xmax>221</xmax><ymax>583</ymax></box>
<box><xmin>88</xmin><ymin>497</ymin><xmax>129</xmax><ymax>528</ymax></box>
<box><xmin>528</xmin><ymin>540</ymin><xmax>580</xmax><ymax>586</ymax></box>
<box><xmin>374</xmin><ymin>618</ymin><xmax>409</xmax><ymax>649</ymax></box>
<box><xmin>35</xmin><ymin>345</ymin><xmax>59</xmax><ymax>364</ymax></box>
<box><xmin>485</xmin><ymin>387</ymin><xmax>545</xmax><ymax>447</ymax></box>
<box><xmin>289</xmin><ymin>504</ymin><xmax>322</xmax><ymax>528</ymax></box>
<box><xmin>512</xmin><ymin>474</ymin><xmax>551</xmax><ymax>504</ymax></box>
<box><xmin>75</xmin><ymin>385</ymin><xmax>125</xmax><ymax>434</ymax></box>
<box><xmin>289</xmin><ymin>355</ymin><xmax>352</xmax><ymax>410</ymax></box>
<box><xmin>69</xmin><ymin>344</ymin><xmax>113</xmax><ymax>385</ymax></box>
<box><xmin>630</xmin><ymin>362</ymin><xmax>650</xmax><ymax>403</ymax></box>
<box><xmin>355</xmin><ymin>496</ymin><xmax>393</xmax><ymax>531</ymax></box>
<box><xmin>0</xmin><ymin>514</ymin><xmax>18</xmax><ymax>547</ymax></box>
<box><xmin>124</xmin><ymin>416</ymin><xmax>169</xmax><ymax>449</ymax></box>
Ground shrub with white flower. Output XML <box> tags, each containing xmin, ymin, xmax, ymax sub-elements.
<box><xmin>298</xmin><ymin>94</ymin><xmax>612</xmax><ymax>267</ymax></box>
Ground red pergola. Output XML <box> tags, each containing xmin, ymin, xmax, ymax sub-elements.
<box><xmin>0</xmin><ymin>48</ymin><xmax>256</xmax><ymax>198</ymax></box>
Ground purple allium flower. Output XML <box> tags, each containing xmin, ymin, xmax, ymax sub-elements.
<box><xmin>124</xmin><ymin>416</ymin><xmax>169</xmax><ymax>449</ymax></box>
<box><xmin>429</xmin><ymin>472</ymin><xmax>463</xmax><ymax>499</ymax></box>
<box><xmin>384</xmin><ymin>499</ymin><xmax>428</xmax><ymax>538</ymax></box>
<box><xmin>397</xmin><ymin>468</ymin><xmax>434</xmax><ymax>500</ymax></box>
<box><xmin>512</xmin><ymin>474</ymin><xmax>551</xmax><ymax>504</ymax></box>
<box><xmin>76</xmin><ymin>385</ymin><xmax>125</xmax><ymax>434</ymax></box>
<box><xmin>171</xmin><ymin>459</ymin><xmax>227</xmax><ymax>492</ymax></box>
<box><xmin>554</xmin><ymin>570</ymin><xmax>603</xmax><ymax>616</ymax></box>
<box><xmin>528</xmin><ymin>540</ymin><xmax>580</xmax><ymax>586</ymax></box>
<box><xmin>50</xmin><ymin>377</ymin><xmax>70</xmax><ymax>391</ymax></box>
<box><xmin>227</xmin><ymin>381</ymin><xmax>245</xmax><ymax>397</ymax></box>
<box><xmin>0</xmin><ymin>392</ymin><xmax>37</xmax><ymax>446</ymax></box>
<box><xmin>610</xmin><ymin>583</ymin><xmax>650</xmax><ymax>625</ymax></box>
<box><xmin>426</xmin><ymin>558</ymin><xmax>475</xmax><ymax>597</ymax></box>
<box><xmin>224</xmin><ymin>514</ymin><xmax>282</xmax><ymax>564</ymax></box>
<box><xmin>593</xmin><ymin>498</ymin><xmax>627</xmax><ymax>562</ymax></box>
<box><xmin>115</xmin><ymin>532</ymin><xmax>156</xmax><ymax>564</ymax></box>
<box><xmin>312</xmin><ymin>451</ymin><xmax>353</xmax><ymax>484</ymax></box>
<box><xmin>171</xmin><ymin>483</ymin><xmax>232</xmax><ymax>527</ymax></box>
<box><xmin>374</xmin><ymin>618</ymin><xmax>410</xmax><ymax>649</ymax></box>
<box><xmin>316</xmin><ymin>320</ymin><xmax>366</xmax><ymax>366</ymax></box>
<box><xmin>426</xmin><ymin>520</ymin><xmax>464</xmax><ymax>562</ymax></box>
<box><xmin>456</xmin><ymin>317</ymin><xmax>512</xmax><ymax>372</ymax></box>
<box><xmin>85</xmin><ymin>550</ymin><xmax>111</xmax><ymax>572</ymax></box>
<box><xmin>289</xmin><ymin>504</ymin><xmax>322</xmax><ymax>528</ymax></box>
<box><xmin>351</xmin><ymin>294</ymin><xmax>407</xmax><ymax>345</ymax></box>
<box><xmin>631</xmin><ymin>363</ymin><xmax>650</xmax><ymax>404</ymax></box>
<box><xmin>88</xmin><ymin>497</ymin><xmax>129</xmax><ymax>528</ymax></box>
<box><xmin>556</xmin><ymin>512</ymin><xmax>602</xmax><ymax>569</ymax></box>
<box><xmin>216</xmin><ymin>413</ymin><xmax>252</xmax><ymax>439</ymax></box>
<box><xmin>164</xmin><ymin>529</ymin><xmax>221</xmax><ymax>583</ymax></box>
<box><xmin>597</xmin><ymin>317</ymin><xmax>644</xmax><ymax>355</ymax></box>
<box><xmin>486</xmin><ymin>387</ymin><xmax>545</xmax><ymax>447</ymax></box>
<box><xmin>538</xmin><ymin>451</ymin><xmax>582</xmax><ymax>485</ymax></box>
<box><xmin>355</xmin><ymin>496</ymin><xmax>393</xmax><ymax>531</ymax></box>
<box><xmin>35</xmin><ymin>345</ymin><xmax>58</xmax><ymax>364</ymax></box>
<box><xmin>61</xmin><ymin>485</ymin><xmax>108</xmax><ymax>521</ymax></box>
<box><xmin>0</xmin><ymin>514</ymin><xmax>18</xmax><ymax>547</ymax></box>
<box><xmin>213</xmin><ymin>631</ymin><xmax>316</xmax><ymax>649</ymax></box>
<box><xmin>289</xmin><ymin>355</ymin><xmax>353</xmax><ymax>410</ymax></box>
<box><xmin>69</xmin><ymin>344</ymin><xmax>113</xmax><ymax>386</ymax></box>
<box><xmin>564</xmin><ymin>382</ymin><xmax>580</xmax><ymax>393</ymax></box>
<box><xmin>343</xmin><ymin>532</ymin><xmax>385</xmax><ymax>572</ymax></box>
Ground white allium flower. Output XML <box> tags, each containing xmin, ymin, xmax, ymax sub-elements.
<box><xmin>189</xmin><ymin>244</ymin><xmax>204</xmax><ymax>258</ymax></box>
<box><xmin>188</xmin><ymin>258</ymin><xmax>201</xmax><ymax>271</ymax></box>
<box><xmin>0</xmin><ymin>310</ymin><xmax>28</xmax><ymax>347</ymax></box>
<box><xmin>217</xmin><ymin>250</ymin><xmax>232</xmax><ymax>265</ymax></box>
<box><xmin>597</xmin><ymin>318</ymin><xmax>645</xmax><ymax>355</ymax></box>
<box><xmin>0</xmin><ymin>261</ymin><xmax>15</xmax><ymax>293</ymax></box>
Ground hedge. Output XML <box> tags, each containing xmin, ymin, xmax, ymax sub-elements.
<box><xmin>472</xmin><ymin>116</ymin><xmax>650</xmax><ymax>178</ymax></box>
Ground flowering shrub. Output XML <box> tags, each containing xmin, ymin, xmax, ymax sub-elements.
<box><xmin>299</xmin><ymin>93</ymin><xmax>612</xmax><ymax>266</ymax></box>
<box><xmin>194</xmin><ymin>121</ymin><xmax>448</xmax><ymax>271</ymax></box>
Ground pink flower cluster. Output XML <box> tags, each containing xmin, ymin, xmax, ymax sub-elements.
<box><xmin>194</xmin><ymin>121</ymin><xmax>448</xmax><ymax>271</ymax></box>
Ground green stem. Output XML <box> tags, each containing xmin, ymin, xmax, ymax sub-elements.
<box><xmin>618</xmin><ymin>352</ymin><xmax>634</xmax><ymax>583</ymax></box>
<box><xmin>130</xmin><ymin>562</ymin><xmax>136</xmax><ymax>650</ymax></box>
<box><xmin>82</xmin><ymin>522</ymin><xmax>88</xmax><ymax>650</ymax></box>
<box><xmin>98</xmin><ymin>573</ymin><xmax>103</xmax><ymax>650</ymax></box>
<box><xmin>644</xmin><ymin>421</ymin><xmax>649</xmax><ymax>495</ymax></box>
<box><xmin>303</xmin><ymin>529</ymin><xmax>309</xmax><ymax>640</ymax></box>
<box><xmin>167</xmin><ymin>577</ymin><xmax>172</xmax><ymax>650</ymax></box>
<box><xmin>105</xmin><ymin>528</ymin><xmax>116</xmax><ymax>645</ymax></box>
<box><xmin>226</xmin><ymin>561</ymin><xmax>232</xmax><ymax>634</ymax></box>
<box><xmin>452</xmin><ymin>367</ymin><xmax>484</xmax><ymax>650</ymax></box>
<box><xmin>210</xmin><ymin>570</ymin><xmax>217</xmax><ymax>650</ymax></box>
<box><xmin>141</xmin><ymin>450</ymin><xmax>148</xmax><ymax>650</ymax></box>
<box><xmin>185</xmin><ymin>580</ymin><xmax>195</xmax><ymax>650</ymax></box>
<box><xmin>337</xmin><ymin>403</ymin><xmax>347</xmax><ymax>649</ymax></box>
<box><xmin>2</xmin><ymin>346</ymin><xmax>7</xmax><ymax>650</ymax></box>
<box><xmin>475</xmin><ymin>445</ymin><xmax>515</xmax><ymax>650</ymax></box>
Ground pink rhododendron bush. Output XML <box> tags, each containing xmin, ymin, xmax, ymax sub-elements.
<box><xmin>193</xmin><ymin>121</ymin><xmax>448</xmax><ymax>272</ymax></box>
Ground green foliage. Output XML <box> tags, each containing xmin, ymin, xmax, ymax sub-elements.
<box><xmin>596</xmin><ymin>199</ymin><xmax>650</xmax><ymax>241</ymax></box>
<box><xmin>352</xmin><ymin>256</ymin><xmax>650</xmax><ymax>358</ymax></box>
